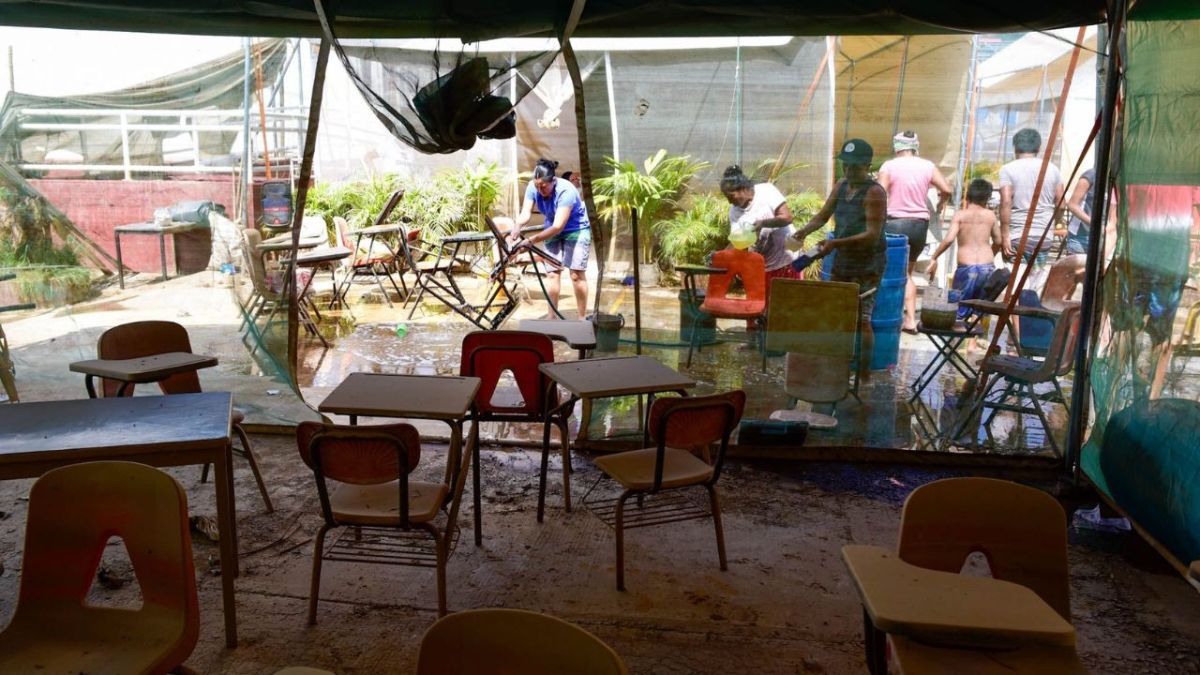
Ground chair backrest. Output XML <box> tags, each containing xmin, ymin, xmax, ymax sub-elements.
<box><xmin>297</xmin><ymin>421</ymin><xmax>424</xmax><ymax>527</ymax></box>
<box><xmin>706</xmin><ymin>249</ymin><xmax>766</xmax><ymax>303</ymax></box>
<box><xmin>647</xmin><ymin>390</ymin><xmax>746</xmax><ymax>489</ymax></box>
<box><xmin>459</xmin><ymin>331</ymin><xmax>555</xmax><ymax>416</ymax></box>
<box><xmin>1017</xmin><ymin>290</ymin><xmax>1054</xmax><ymax>354</ymax></box>
<box><xmin>241</xmin><ymin>228</ymin><xmax>275</xmax><ymax>296</ymax></box>
<box><xmin>416</xmin><ymin>608</ymin><xmax>628</xmax><ymax>675</ymax></box>
<box><xmin>484</xmin><ymin>215</ymin><xmax>515</xmax><ymax>258</ymax></box>
<box><xmin>1041</xmin><ymin>254</ymin><xmax>1086</xmax><ymax>312</ymax></box>
<box><xmin>766</xmin><ymin>279</ymin><xmax>859</xmax><ymax>403</ymax></box>
<box><xmin>897</xmin><ymin>477</ymin><xmax>1071</xmax><ymax>620</ymax></box>
<box><xmin>96</xmin><ymin>320</ymin><xmax>199</xmax><ymax>398</ymax></box>
<box><xmin>15</xmin><ymin>461</ymin><xmax>199</xmax><ymax>667</ymax></box>
<box><xmin>1024</xmin><ymin>303</ymin><xmax>1081</xmax><ymax>382</ymax></box>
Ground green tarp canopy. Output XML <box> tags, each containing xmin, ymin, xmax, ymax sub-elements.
<box><xmin>0</xmin><ymin>1</ymin><xmax>1193</xmax><ymax>40</ymax></box>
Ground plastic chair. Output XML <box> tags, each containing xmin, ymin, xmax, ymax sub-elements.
<box><xmin>97</xmin><ymin>320</ymin><xmax>273</xmax><ymax>511</ymax></box>
<box><xmin>297</xmin><ymin>421</ymin><xmax>465</xmax><ymax>620</ymax></box>
<box><xmin>765</xmin><ymin>279</ymin><xmax>861</xmax><ymax>429</ymax></box>
<box><xmin>686</xmin><ymin>249</ymin><xmax>767</xmax><ymax>368</ymax></box>
<box><xmin>882</xmin><ymin>477</ymin><xmax>1083</xmax><ymax>674</ymax></box>
<box><xmin>590</xmin><ymin>390</ymin><xmax>745</xmax><ymax>590</ymax></box>
<box><xmin>459</xmin><ymin>330</ymin><xmax>571</xmax><ymax>545</ymax></box>
<box><xmin>952</xmin><ymin>303</ymin><xmax>1081</xmax><ymax>456</ymax></box>
<box><xmin>0</xmin><ymin>461</ymin><xmax>199</xmax><ymax>675</ymax></box>
<box><xmin>416</xmin><ymin>608</ymin><xmax>627</xmax><ymax>675</ymax></box>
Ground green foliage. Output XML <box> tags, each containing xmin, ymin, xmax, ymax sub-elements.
<box><xmin>746</xmin><ymin>158</ymin><xmax>810</xmax><ymax>185</ymax></box>
<box><xmin>303</xmin><ymin>160</ymin><xmax>506</xmax><ymax>241</ymax></box>
<box><xmin>654</xmin><ymin>193</ymin><xmax>730</xmax><ymax>268</ymax></box>
<box><xmin>592</xmin><ymin>149</ymin><xmax>710</xmax><ymax>260</ymax></box>
<box><xmin>967</xmin><ymin>161</ymin><xmax>1002</xmax><ymax>183</ymax></box>
<box><xmin>786</xmin><ymin>190</ymin><xmax>831</xmax><ymax>280</ymax></box>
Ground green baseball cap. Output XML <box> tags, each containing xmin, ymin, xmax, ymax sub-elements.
<box><xmin>837</xmin><ymin>138</ymin><xmax>873</xmax><ymax>165</ymax></box>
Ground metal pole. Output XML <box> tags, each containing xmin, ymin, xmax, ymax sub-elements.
<box><xmin>242</xmin><ymin>38</ymin><xmax>253</xmax><ymax>226</ymax></box>
<box><xmin>735</xmin><ymin>39</ymin><xmax>743</xmax><ymax>165</ymax></box>
<box><xmin>1066</xmin><ymin>1</ymin><xmax>1125</xmax><ymax>477</ymax></box>
<box><xmin>604</xmin><ymin>51</ymin><xmax>620</xmax><ymax>163</ymax></box>
<box><xmin>6</xmin><ymin>46</ymin><xmax>14</xmax><ymax>92</ymax></box>
<box><xmin>631</xmin><ymin>208</ymin><xmax>643</xmax><ymax>355</ymax></box>
<box><xmin>826</xmin><ymin>36</ymin><xmax>837</xmax><ymax>195</ymax></box>
<box><xmin>561</xmin><ymin>41</ymin><xmax>603</xmax><ymax>319</ymax></box>
<box><xmin>891</xmin><ymin>36</ymin><xmax>911</xmax><ymax>137</ymax></box>
<box><xmin>952</xmin><ymin>35</ymin><xmax>980</xmax><ymax>211</ymax></box>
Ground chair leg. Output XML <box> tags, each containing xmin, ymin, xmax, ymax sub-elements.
<box><xmin>233</xmin><ymin>422</ymin><xmax>273</xmax><ymax>513</ymax></box>
<box><xmin>200</xmin><ymin>462</ymin><xmax>211</xmax><ymax>483</ymax></box>
<box><xmin>472</xmin><ymin>421</ymin><xmax>483</xmax><ymax>546</ymax></box>
<box><xmin>435</xmin><ymin>532</ymin><xmax>448</xmax><ymax>616</ymax></box>
<box><xmin>864</xmin><ymin>607</ymin><xmax>887</xmax><ymax>675</ymax></box>
<box><xmin>706</xmin><ymin>485</ymin><xmax>728</xmax><ymax>571</ymax></box>
<box><xmin>685</xmin><ymin>314</ymin><xmax>700</xmax><ymax>367</ymax></box>
<box><xmin>615</xmin><ymin>490</ymin><xmax>633</xmax><ymax>591</ymax></box>
<box><xmin>559</xmin><ymin>419</ymin><xmax>573</xmax><ymax>512</ymax></box>
<box><xmin>537</xmin><ymin>419</ymin><xmax>552</xmax><ymax>523</ymax></box>
<box><xmin>307</xmin><ymin>525</ymin><xmax>330</xmax><ymax>625</ymax></box>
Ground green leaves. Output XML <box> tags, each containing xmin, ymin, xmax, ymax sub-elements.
<box><xmin>591</xmin><ymin>149</ymin><xmax>710</xmax><ymax>260</ymax></box>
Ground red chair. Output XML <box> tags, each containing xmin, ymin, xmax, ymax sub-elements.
<box><xmin>590</xmin><ymin>390</ymin><xmax>746</xmax><ymax>590</ymax></box>
<box><xmin>460</xmin><ymin>330</ymin><xmax>572</xmax><ymax>545</ymax></box>
<box><xmin>686</xmin><ymin>249</ymin><xmax>767</xmax><ymax>369</ymax></box>
<box><xmin>97</xmin><ymin>320</ymin><xmax>273</xmax><ymax>512</ymax></box>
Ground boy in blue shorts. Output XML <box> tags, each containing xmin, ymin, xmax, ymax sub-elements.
<box><xmin>927</xmin><ymin>179</ymin><xmax>1002</xmax><ymax>320</ymax></box>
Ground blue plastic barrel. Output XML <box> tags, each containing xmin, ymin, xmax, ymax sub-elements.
<box><xmin>819</xmin><ymin>233</ymin><xmax>908</xmax><ymax>369</ymax></box>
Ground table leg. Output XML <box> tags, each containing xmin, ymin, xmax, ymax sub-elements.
<box><xmin>115</xmin><ymin>232</ymin><xmax>126</xmax><ymax>290</ymax></box>
<box><xmin>159</xmin><ymin>232</ymin><xmax>168</xmax><ymax>282</ymax></box>
<box><xmin>85</xmin><ymin>374</ymin><xmax>98</xmax><ymax>399</ymax></box>
<box><xmin>213</xmin><ymin>442</ymin><xmax>239</xmax><ymax>648</ymax></box>
<box><xmin>864</xmin><ymin>607</ymin><xmax>886</xmax><ymax>675</ymax></box>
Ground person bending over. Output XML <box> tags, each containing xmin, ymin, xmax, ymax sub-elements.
<box><xmin>498</xmin><ymin>158</ymin><xmax>591</xmax><ymax>319</ymax></box>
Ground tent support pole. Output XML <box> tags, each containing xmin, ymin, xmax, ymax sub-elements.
<box><xmin>1066</xmin><ymin>0</ymin><xmax>1125</xmax><ymax>477</ymax></box>
<box><xmin>562</xmin><ymin>41</ymin><xmax>603</xmax><ymax>319</ymax></box>
<box><xmin>631</xmin><ymin>208</ymin><xmax>642</xmax><ymax>354</ymax></box>
<box><xmin>891</xmin><ymin>36</ymin><xmax>911</xmax><ymax>137</ymax></box>
<box><xmin>287</xmin><ymin>25</ymin><xmax>331</xmax><ymax>384</ymax></box>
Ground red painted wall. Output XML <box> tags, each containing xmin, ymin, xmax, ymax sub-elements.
<box><xmin>30</xmin><ymin>177</ymin><xmax>239</xmax><ymax>273</ymax></box>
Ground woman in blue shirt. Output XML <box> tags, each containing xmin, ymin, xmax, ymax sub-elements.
<box><xmin>505</xmin><ymin>158</ymin><xmax>592</xmax><ymax>319</ymax></box>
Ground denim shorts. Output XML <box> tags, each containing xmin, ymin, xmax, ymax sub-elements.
<box><xmin>544</xmin><ymin>228</ymin><xmax>591</xmax><ymax>271</ymax></box>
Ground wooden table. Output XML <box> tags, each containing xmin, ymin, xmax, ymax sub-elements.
<box><xmin>519</xmin><ymin>319</ymin><xmax>596</xmax><ymax>359</ymax></box>
<box><xmin>317</xmin><ymin>372</ymin><xmax>481</xmax><ymax>480</ymax></box>
<box><xmin>114</xmin><ymin>221</ymin><xmax>205</xmax><ymax>289</ymax></box>
<box><xmin>842</xmin><ymin>545</ymin><xmax>1075</xmax><ymax>672</ymax></box>
<box><xmin>70</xmin><ymin>352</ymin><xmax>218</xmax><ymax>398</ymax></box>
<box><xmin>0</xmin><ymin>392</ymin><xmax>241</xmax><ymax>648</ymax></box>
<box><xmin>539</xmin><ymin>356</ymin><xmax>696</xmax><ymax>443</ymax></box>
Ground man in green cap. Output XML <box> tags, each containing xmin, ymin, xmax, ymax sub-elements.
<box><xmin>792</xmin><ymin>138</ymin><xmax>888</xmax><ymax>383</ymax></box>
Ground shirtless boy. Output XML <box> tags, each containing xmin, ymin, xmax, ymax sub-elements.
<box><xmin>927</xmin><ymin>179</ymin><xmax>1001</xmax><ymax>319</ymax></box>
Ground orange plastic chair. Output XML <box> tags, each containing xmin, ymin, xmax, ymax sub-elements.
<box><xmin>590</xmin><ymin>390</ymin><xmax>745</xmax><ymax>590</ymax></box>
<box><xmin>416</xmin><ymin>608</ymin><xmax>627</xmax><ymax>675</ymax></box>
<box><xmin>459</xmin><ymin>330</ymin><xmax>572</xmax><ymax>545</ymax></box>
<box><xmin>297</xmin><ymin>421</ymin><xmax>464</xmax><ymax>621</ymax></box>
<box><xmin>686</xmin><ymin>249</ymin><xmax>767</xmax><ymax>368</ymax></box>
<box><xmin>874</xmin><ymin>477</ymin><xmax>1084</xmax><ymax>674</ymax></box>
<box><xmin>0</xmin><ymin>461</ymin><xmax>199</xmax><ymax>675</ymax></box>
<box><xmin>97</xmin><ymin>320</ymin><xmax>272</xmax><ymax>511</ymax></box>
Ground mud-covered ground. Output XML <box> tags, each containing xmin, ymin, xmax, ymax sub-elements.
<box><xmin>0</xmin><ymin>434</ymin><xmax>1197</xmax><ymax>674</ymax></box>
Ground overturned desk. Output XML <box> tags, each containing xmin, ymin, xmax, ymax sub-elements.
<box><xmin>114</xmin><ymin>221</ymin><xmax>207</xmax><ymax>289</ymax></box>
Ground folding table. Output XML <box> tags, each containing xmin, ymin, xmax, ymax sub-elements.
<box><xmin>114</xmin><ymin>221</ymin><xmax>205</xmax><ymax>289</ymax></box>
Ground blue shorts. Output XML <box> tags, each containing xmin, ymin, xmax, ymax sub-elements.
<box><xmin>545</xmin><ymin>228</ymin><xmax>591</xmax><ymax>272</ymax></box>
<box><xmin>950</xmin><ymin>263</ymin><xmax>996</xmax><ymax>319</ymax></box>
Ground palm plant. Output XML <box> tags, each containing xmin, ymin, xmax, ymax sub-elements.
<box><xmin>654</xmin><ymin>193</ymin><xmax>730</xmax><ymax>269</ymax></box>
<box><xmin>592</xmin><ymin>149</ymin><xmax>709</xmax><ymax>263</ymax></box>
<box><xmin>446</xmin><ymin>159</ymin><xmax>503</xmax><ymax>232</ymax></box>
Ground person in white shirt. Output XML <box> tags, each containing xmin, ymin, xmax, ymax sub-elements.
<box><xmin>999</xmin><ymin>128</ymin><xmax>1065</xmax><ymax>290</ymax></box>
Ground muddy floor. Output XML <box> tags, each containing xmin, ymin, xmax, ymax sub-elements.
<box><xmin>0</xmin><ymin>433</ymin><xmax>1197</xmax><ymax>674</ymax></box>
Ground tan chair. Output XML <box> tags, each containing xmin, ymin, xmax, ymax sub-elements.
<box><xmin>97</xmin><ymin>320</ymin><xmax>273</xmax><ymax>511</ymax></box>
<box><xmin>765</xmin><ymin>279</ymin><xmax>863</xmax><ymax>429</ymax></box>
<box><xmin>0</xmin><ymin>461</ymin><xmax>199</xmax><ymax>675</ymax></box>
<box><xmin>416</xmin><ymin>608</ymin><xmax>627</xmax><ymax>675</ymax></box>
<box><xmin>590</xmin><ymin>390</ymin><xmax>745</xmax><ymax>590</ymax></box>
<box><xmin>297</xmin><ymin>421</ymin><xmax>466</xmax><ymax>620</ymax></box>
<box><xmin>868</xmin><ymin>477</ymin><xmax>1085</xmax><ymax>674</ymax></box>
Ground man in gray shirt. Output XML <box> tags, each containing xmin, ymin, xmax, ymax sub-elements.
<box><xmin>999</xmin><ymin>128</ymin><xmax>1065</xmax><ymax>265</ymax></box>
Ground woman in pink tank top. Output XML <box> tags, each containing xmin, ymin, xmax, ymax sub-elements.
<box><xmin>877</xmin><ymin>131</ymin><xmax>953</xmax><ymax>332</ymax></box>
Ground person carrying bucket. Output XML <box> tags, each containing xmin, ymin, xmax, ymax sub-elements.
<box><xmin>792</xmin><ymin>139</ymin><xmax>888</xmax><ymax>383</ymax></box>
<box><xmin>720</xmin><ymin>165</ymin><xmax>799</xmax><ymax>331</ymax></box>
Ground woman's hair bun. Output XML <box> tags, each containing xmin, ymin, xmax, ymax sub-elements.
<box><xmin>723</xmin><ymin>165</ymin><xmax>744</xmax><ymax>178</ymax></box>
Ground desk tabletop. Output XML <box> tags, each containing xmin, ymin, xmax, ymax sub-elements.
<box><xmin>318</xmin><ymin>372</ymin><xmax>481</xmax><ymax>420</ymax></box>
<box><xmin>70</xmin><ymin>352</ymin><xmax>218</xmax><ymax>383</ymax></box>
<box><xmin>959</xmin><ymin>298</ymin><xmax>1068</xmax><ymax>322</ymax></box>
<box><xmin>115</xmin><ymin>221</ymin><xmax>203</xmax><ymax>234</ymax></box>
<box><xmin>842</xmin><ymin>545</ymin><xmax>1075</xmax><ymax>649</ymax></box>
<box><xmin>519</xmin><ymin>319</ymin><xmax>597</xmax><ymax>350</ymax></box>
<box><xmin>539</xmin><ymin>356</ymin><xmax>695</xmax><ymax>398</ymax></box>
<box><xmin>675</xmin><ymin>264</ymin><xmax>728</xmax><ymax>275</ymax></box>
<box><xmin>292</xmin><ymin>247</ymin><xmax>352</xmax><ymax>265</ymax></box>
<box><xmin>0</xmin><ymin>392</ymin><xmax>232</xmax><ymax>462</ymax></box>
<box><xmin>441</xmin><ymin>230</ymin><xmax>495</xmax><ymax>244</ymax></box>
<box><xmin>259</xmin><ymin>238</ymin><xmax>323</xmax><ymax>253</ymax></box>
